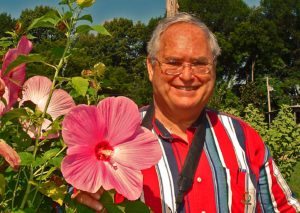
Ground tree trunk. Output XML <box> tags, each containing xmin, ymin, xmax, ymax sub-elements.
<box><xmin>251</xmin><ymin>58</ymin><xmax>256</xmax><ymax>82</ymax></box>
<box><xmin>166</xmin><ymin>0</ymin><xmax>179</xmax><ymax>17</ymax></box>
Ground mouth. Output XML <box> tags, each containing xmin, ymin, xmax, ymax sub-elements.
<box><xmin>173</xmin><ymin>85</ymin><xmax>199</xmax><ymax>91</ymax></box>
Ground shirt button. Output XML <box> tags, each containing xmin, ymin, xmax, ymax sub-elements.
<box><xmin>197</xmin><ymin>177</ymin><xmax>202</xmax><ymax>182</ymax></box>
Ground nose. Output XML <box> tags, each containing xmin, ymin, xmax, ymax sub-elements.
<box><xmin>179</xmin><ymin>64</ymin><xmax>194</xmax><ymax>81</ymax></box>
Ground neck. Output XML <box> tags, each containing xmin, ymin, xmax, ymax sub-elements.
<box><xmin>153</xmin><ymin>102</ymin><xmax>204</xmax><ymax>139</ymax></box>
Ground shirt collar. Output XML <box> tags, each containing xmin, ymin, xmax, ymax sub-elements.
<box><xmin>152</xmin><ymin>108</ymin><xmax>207</xmax><ymax>142</ymax></box>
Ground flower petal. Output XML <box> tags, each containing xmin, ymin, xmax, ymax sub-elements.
<box><xmin>97</xmin><ymin>96</ymin><xmax>141</xmax><ymax>146</ymax></box>
<box><xmin>0</xmin><ymin>85</ymin><xmax>10</xmax><ymax>115</ymax></box>
<box><xmin>20</xmin><ymin>76</ymin><xmax>52</xmax><ymax>106</ymax></box>
<box><xmin>17</xmin><ymin>36</ymin><xmax>33</xmax><ymax>54</ymax></box>
<box><xmin>102</xmin><ymin>164</ymin><xmax>143</xmax><ymax>200</ymax></box>
<box><xmin>47</xmin><ymin>89</ymin><xmax>75</xmax><ymax>120</ymax></box>
<box><xmin>62</xmin><ymin>105</ymin><xmax>106</xmax><ymax>148</ymax></box>
<box><xmin>112</xmin><ymin>127</ymin><xmax>162</xmax><ymax>170</ymax></box>
<box><xmin>21</xmin><ymin>118</ymin><xmax>59</xmax><ymax>139</ymax></box>
<box><xmin>1</xmin><ymin>36</ymin><xmax>32</xmax><ymax>73</ymax></box>
<box><xmin>1</xmin><ymin>36</ymin><xmax>32</xmax><ymax>108</ymax></box>
<box><xmin>61</xmin><ymin>151</ymin><xmax>104</xmax><ymax>193</ymax></box>
<box><xmin>0</xmin><ymin>139</ymin><xmax>21</xmax><ymax>170</ymax></box>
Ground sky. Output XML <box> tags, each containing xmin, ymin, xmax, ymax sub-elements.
<box><xmin>0</xmin><ymin>0</ymin><xmax>260</xmax><ymax>25</ymax></box>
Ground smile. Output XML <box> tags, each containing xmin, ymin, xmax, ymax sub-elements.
<box><xmin>173</xmin><ymin>86</ymin><xmax>199</xmax><ymax>91</ymax></box>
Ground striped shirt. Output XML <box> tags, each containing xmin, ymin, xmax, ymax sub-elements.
<box><xmin>141</xmin><ymin>108</ymin><xmax>300</xmax><ymax>213</ymax></box>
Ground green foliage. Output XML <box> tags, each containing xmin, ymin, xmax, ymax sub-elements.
<box><xmin>243</xmin><ymin>104</ymin><xmax>268</xmax><ymax>140</ymax></box>
<box><xmin>209</xmin><ymin>80</ymin><xmax>241</xmax><ymax>112</ymax></box>
<box><xmin>265</xmin><ymin>105</ymin><xmax>300</xmax><ymax>180</ymax></box>
<box><xmin>0</xmin><ymin>13</ymin><xmax>16</xmax><ymax>38</ymax></box>
<box><xmin>242</xmin><ymin>104</ymin><xmax>299</xmax><ymax>180</ymax></box>
<box><xmin>239</xmin><ymin>82</ymin><xmax>266</xmax><ymax>110</ymax></box>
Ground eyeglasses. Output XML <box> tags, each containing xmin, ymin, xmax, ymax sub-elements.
<box><xmin>153</xmin><ymin>58</ymin><xmax>213</xmax><ymax>76</ymax></box>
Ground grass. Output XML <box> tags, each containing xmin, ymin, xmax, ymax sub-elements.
<box><xmin>288</xmin><ymin>161</ymin><xmax>300</xmax><ymax>199</ymax></box>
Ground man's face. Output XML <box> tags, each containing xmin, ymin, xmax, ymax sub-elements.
<box><xmin>147</xmin><ymin>22</ymin><xmax>216</xmax><ymax>113</ymax></box>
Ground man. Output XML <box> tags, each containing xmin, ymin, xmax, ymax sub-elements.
<box><xmin>74</xmin><ymin>12</ymin><xmax>300</xmax><ymax>212</ymax></box>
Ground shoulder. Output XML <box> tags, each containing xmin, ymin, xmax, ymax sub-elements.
<box><xmin>205</xmin><ymin>108</ymin><xmax>267</xmax><ymax>169</ymax></box>
<box><xmin>205</xmin><ymin>108</ymin><xmax>259</xmax><ymax>136</ymax></box>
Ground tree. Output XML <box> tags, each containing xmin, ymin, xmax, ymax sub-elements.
<box><xmin>0</xmin><ymin>13</ymin><xmax>16</xmax><ymax>38</ymax></box>
<box><xmin>19</xmin><ymin>6</ymin><xmax>64</xmax><ymax>43</ymax></box>
<box><xmin>178</xmin><ymin>0</ymin><xmax>250</xmax><ymax>35</ymax></box>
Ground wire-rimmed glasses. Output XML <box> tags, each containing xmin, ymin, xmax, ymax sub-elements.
<box><xmin>153</xmin><ymin>58</ymin><xmax>214</xmax><ymax>76</ymax></box>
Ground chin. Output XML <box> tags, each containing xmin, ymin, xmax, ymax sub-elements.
<box><xmin>171</xmin><ymin>97</ymin><xmax>208</xmax><ymax>112</ymax></box>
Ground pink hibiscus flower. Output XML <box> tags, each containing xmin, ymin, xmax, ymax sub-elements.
<box><xmin>0</xmin><ymin>139</ymin><xmax>21</xmax><ymax>171</ymax></box>
<box><xmin>20</xmin><ymin>76</ymin><xmax>75</xmax><ymax>138</ymax></box>
<box><xmin>0</xmin><ymin>36</ymin><xmax>32</xmax><ymax>116</ymax></box>
<box><xmin>61</xmin><ymin>97</ymin><xmax>162</xmax><ymax>200</ymax></box>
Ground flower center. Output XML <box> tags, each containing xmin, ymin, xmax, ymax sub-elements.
<box><xmin>95</xmin><ymin>141</ymin><xmax>113</xmax><ymax>161</ymax></box>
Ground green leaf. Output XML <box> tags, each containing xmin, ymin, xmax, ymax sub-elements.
<box><xmin>27</xmin><ymin>11</ymin><xmax>60</xmax><ymax>31</ymax></box>
<box><xmin>59</xmin><ymin>0</ymin><xmax>69</xmax><ymax>5</ymax></box>
<box><xmin>51</xmin><ymin>46</ymin><xmax>65</xmax><ymax>59</ymax></box>
<box><xmin>91</xmin><ymin>25</ymin><xmax>111</xmax><ymax>36</ymax></box>
<box><xmin>37</xmin><ymin>181</ymin><xmax>67</xmax><ymax>206</ymax></box>
<box><xmin>4</xmin><ymin>54</ymin><xmax>46</xmax><ymax>75</ymax></box>
<box><xmin>71</xmin><ymin>77</ymin><xmax>89</xmax><ymax>97</ymax></box>
<box><xmin>19</xmin><ymin>152</ymin><xmax>35</xmax><ymax>166</ymax></box>
<box><xmin>0</xmin><ymin>108</ymin><xmax>28</xmax><ymax>124</ymax></box>
<box><xmin>100</xmin><ymin>191</ymin><xmax>124</xmax><ymax>212</ymax></box>
<box><xmin>32</xmin><ymin>157</ymin><xmax>45</xmax><ymax>167</ymax></box>
<box><xmin>0</xmin><ymin>40</ymin><xmax>13</xmax><ymax>48</ymax></box>
<box><xmin>78</xmin><ymin>14</ymin><xmax>93</xmax><ymax>23</ymax></box>
<box><xmin>0</xmin><ymin>174</ymin><xmax>5</xmax><ymax>197</ymax></box>
<box><xmin>125</xmin><ymin>200</ymin><xmax>151</xmax><ymax>213</ymax></box>
<box><xmin>63</xmin><ymin>11</ymin><xmax>73</xmax><ymax>20</ymax></box>
<box><xmin>49</xmin><ymin>156</ymin><xmax>63</xmax><ymax>168</ymax></box>
<box><xmin>43</xmin><ymin>148</ymin><xmax>60</xmax><ymax>161</ymax></box>
<box><xmin>76</xmin><ymin>24</ymin><xmax>111</xmax><ymax>36</ymax></box>
<box><xmin>76</xmin><ymin>24</ymin><xmax>93</xmax><ymax>34</ymax></box>
<box><xmin>37</xmin><ymin>167</ymin><xmax>57</xmax><ymax>181</ymax></box>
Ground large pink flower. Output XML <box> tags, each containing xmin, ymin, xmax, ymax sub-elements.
<box><xmin>0</xmin><ymin>36</ymin><xmax>32</xmax><ymax>115</ymax></box>
<box><xmin>61</xmin><ymin>97</ymin><xmax>162</xmax><ymax>200</ymax></box>
<box><xmin>20</xmin><ymin>76</ymin><xmax>75</xmax><ymax>138</ymax></box>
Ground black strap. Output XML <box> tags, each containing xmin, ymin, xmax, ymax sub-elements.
<box><xmin>141</xmin><ymin>105</ymin><xmax>206</xmax><ymax>210</ymax></box>
<box><xmin>141</xmin><ymin>104</ymin><xmax>154</xmax><ymax>130</ymax></box>
<box><xmin>176</xmin><ymin>111</ymin><xmax>206</xmax><ymax>208</ymax></box>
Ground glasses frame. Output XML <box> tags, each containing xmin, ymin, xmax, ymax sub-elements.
<box><xmin>153</xmin><ymin>57</ymin><xmax>214</xmax><ymax>76</ymax></box>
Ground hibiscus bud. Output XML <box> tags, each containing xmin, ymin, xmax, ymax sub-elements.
<box><xmin>76</xmin><ymin>0</ymin><xmax>95</xmax><ymax>8</ymax></box>
<box><xmin>15</xmin><ymin>21</ymin><xmax>22</xmax><ymax>34</ymax></box>
<box><xmin>50</xmin><ymin>175</ymin><xmax>64</xmax><ymax>187</ymax></box>
<box><xmin>0</xmin><ymin>79</ymin><xmax>6</xmax><ymax>97</ymax></box>
<box><xmin>89</xmin><ymin>79</ymin><xmax>98</xmax><ymax>89</ymax></box>
<box><xmin>56</xmin><ymin>21</ymin><xmax>67</xmax><ymax>32</ymax></box>
<box><xmin>81</xmin><ymin>69</ymin><xmax>94</xmax><ymax>77</ymax></box>
<box><xmin>93</xmin><ymin>62</ymin><xmax>106</xmax><ymax>78</ymax></box>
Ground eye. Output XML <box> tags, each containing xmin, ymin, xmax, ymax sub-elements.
<box><xmin>192</xmin><ymin>60</ymin><xmax>209</xmax><ymax>67</ymax></box>
<box><xmin>165</xmin><ymin>59</ymin><xmax>182</xmax><ymax>66</ymax></box>
<box><xmin>193</xmin><ymin>62</ymin><xmax>207</xmax><ymax>67</ymax></box>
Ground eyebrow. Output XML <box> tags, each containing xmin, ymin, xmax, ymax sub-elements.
<box><xmin>163</xmin><ymin>56</ymin><xmax>210</xmax><ymax>63</ymax></box>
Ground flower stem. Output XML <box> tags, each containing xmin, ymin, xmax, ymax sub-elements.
<box><xmin>11</xmin><ymin>168</ymin><xmax>22</xmax><ymax>209</ymax></box>
<box><xmin>20</xmin><ymin>166</ymin><xmax>33</xmax><ymax>209</ymax></box>
<box><xmin>19</xmin><ymin>6</ymin><xmax>81</xmax><ymax>209</ymax></box>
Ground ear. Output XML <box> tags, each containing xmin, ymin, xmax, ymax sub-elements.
<box><xmin>146</xmin><ymin>57</ymin><xmax>154</xmax><ymax>82</ymax></box>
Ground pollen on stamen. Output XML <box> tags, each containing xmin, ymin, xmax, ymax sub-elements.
<box><xmin>95</xmin><ymin>141</ymin><xmax>114</xmax><ymax>161</ymax></box>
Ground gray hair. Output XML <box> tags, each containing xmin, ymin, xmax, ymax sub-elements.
<box><xmin>147</xmin><ymin>12</ymin><xmax>221</xmax><ymax>62</ymax></box>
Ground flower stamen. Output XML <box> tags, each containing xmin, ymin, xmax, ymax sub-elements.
<box><xmin>95</xmin><ymin>141</ymin><xmax>114</xmax><ymax>161</ymax></box>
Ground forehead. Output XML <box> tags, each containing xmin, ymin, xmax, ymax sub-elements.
<box><xmin>158</xmin><ymin>22</ymin><xmax>212</xmax><ymax>59</ymax></box>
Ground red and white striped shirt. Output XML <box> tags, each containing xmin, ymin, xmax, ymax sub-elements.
<box><xmin>141</xmin><ymin>108</ymin><xmax>300</xmax><ymax>213</ymax></box>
